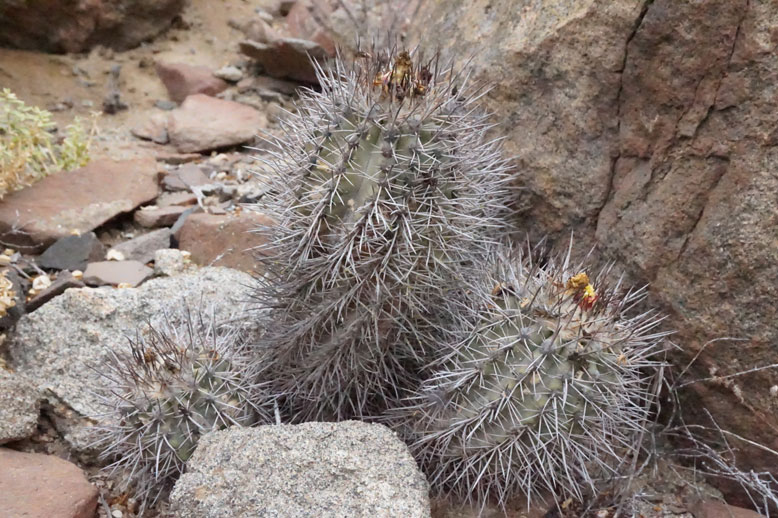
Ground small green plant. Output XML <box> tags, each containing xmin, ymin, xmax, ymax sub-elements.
<box><xmin>0</xmin><ymin>88</ymin><xmax>97</xmax><ymax>198</ymax></box>
<box><xmin>394</xmin><ymin>243</ymin><xmax>667</xmax><ymax>509</ymax></box>
<box><xmin>90</xmin><ymin>307</ymin><xmax>274</xmax><ymax>514</ymax></box>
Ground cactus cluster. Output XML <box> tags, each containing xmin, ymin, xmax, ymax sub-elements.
<box><xmin>91</xmin><ymin>307</ymin><xmax>272</xmax><ymax>511</ymax></box>
<box><xmin>394</xmin><ymin>245</ymin><xmax>667</xmax><ymax>506</ymax></box>
<box><xmin>87</xmin><ymin>47</ymin><xmax>668</xmax><ymax>515</ymax></box>
<box><xmin>250</xmin><ymin>47</ymin><xmax>513</xmax><ymax>421</ymax></box>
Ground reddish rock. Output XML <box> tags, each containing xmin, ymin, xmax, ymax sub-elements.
<box><xmin>0</xmin><ymin>158</ymin><xmax>159</xmax><ymax>253</ymax></box>
<box><xmin>239</xmin><ymin>37</ymin><xmax>328</xmax><ymax>84</ymax></box>
<box><xmin>26</xmin><ymin>271</ymin><xmax>85</xmax><ymax>312</ymax></box>
<box><xmin>0</xmin><ymin>0</ymin><xmax>184</xmax><ymax>53</ymax></box>
<box><xmin>691</xmin><ymin>500</ymin><xmax>765</xmax><ymax>518</ymax></box>
<box><xmin>167</xmin><ymin>94</ymin><xmax>268</xmax><ymax>153</ymax></box>
<box><xmin>234</xmin><ymin>17</ymin><xmax>281</xmax><ymax>44</ymax></box>
<box><xmin>286</xmin><ymin>0</ymin><xmax>336</xmax><ymax>55</ymax></box>
<box><xmin>0</xmin><ymin>448</ymin><xmax>98</xmax><ymax>518</ymax></box>
<box><xmin>134</xmin><ymin>205</ymin><xmax>190</xmax><ymax>228</ymax></box>
<box><xmin>157</xmin><ymin>191</ymin><xmax>198</xmax><ymax>207</ymax></box>
<box><xmin>162</xmin><ymin>163</ymin><xmax>213</xmax><ymax>191</ymax></box>
<box><xmin>177</xmin><ymin>212</ymin><xmax>274</xmax><ymax>272</ymax></box>
<box><xmin>155</xmin><ymin>62</ymin><xmax>229</xmax><ymax>104</ymax></box>
<box><xmin>83</xmin><ymin>261</ymin><xmax>154</xmax><ymax>287</ymax></box>
<box><xmin>131</xmin><ymin>112</ymin><xmax>170</xmax><ymax>144</ymax></box>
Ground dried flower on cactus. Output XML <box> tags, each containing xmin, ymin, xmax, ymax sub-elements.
<box><xmin>249</xmin><ymin>46</ymin><xmax>514</xmax><ymax>422</ymax></box>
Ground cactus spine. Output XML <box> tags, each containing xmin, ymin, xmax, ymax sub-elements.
<box><xmin>396</xmin><ymin>244</ymin><xmax>667</xmax><ymax>507</ymax></box>
<box><xmin>91</xmin><ymin>307</ymin><xmax>271</xmax><ymax>512</ymax></box>
<box><xmin>251</xmin><ymin>48</ymin><xmax>512</xmax><ymax>421</ymax></box>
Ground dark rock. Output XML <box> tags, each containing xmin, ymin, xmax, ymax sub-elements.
<box><xmin>26</xmin><ymin>271</ymin><xmax>85</xmax><ymax>312</ymax></box>
<box><xmin>239</xmin><ymin>38</ymin><xmax>328</xmax><ymax>84</ymax></box>
<box><xmin>0</xmin><ymin>448</ymin><xmax>98</xmax><ymax>518</ymax></box>
<box><xmin>0</xmin><ymin>158</ymin><xmax>160</xmax><ymax>253</ymax></box>
<box><xmin>134</xmin><ymin>205</ymin><xmax>190</xmax><ymax>228</ymax></box>
<box><xmin>155</xmin><ymin>62</ymin><xmax>229</xmax><ymax>104</ymax></box>
<box><xmin>38</xmin><ymin>232</ymin><xmax>105</xmax><ymax>271</ymax></box>
<box><xmin>0</xmin><ymin>0</ymin><xmax>185</xmax><ymax>53</ymax></box>
<box><xmin>109</xmin><ymin>228</ymin><xmax>172</xmax><ymax>264</ymax></box>
<box><xmin>167</xmin><ymin>94</ymin><xmax>268</xmax><ymax>153</ymax></box>
<box><xmin>83</xmin><ymin>261</ymin><xmax>154</xmax><ymax>287</ymax></box>
<box><xmin>0</xmin><ymin>267</ymin><xmax>25</xmax><ymax>329</ymax></box>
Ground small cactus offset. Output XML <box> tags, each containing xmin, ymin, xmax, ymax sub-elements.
<box><xmin>396</xmin><ymin>244</ymin><xmax>667</xmax><ymax>508</ymax></box>
<box><xmin>91</xmin><ymin>307</ymin><xmax>272</xmax><ymax>513</ymax></box>
<box><xmin>251</xmin><ymin>47</ymin><xmax>513</xmax><ymax>421</ymax></box>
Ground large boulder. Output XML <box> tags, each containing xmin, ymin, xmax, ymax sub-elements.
<box><xmin>171</xmin><ymin>421</ymin><xmax>431</xmax><ymax>518</ymax></box>
<box><xmin>7</xmin><ymin>267</ymin><xmax>255</xmax><ymax>453</ymax></box>
<box><xmin>407</xmin><ymin>0</ymin><xmax>778</xmax><ymax>502</ymax></box>
<box><xmin>0</xmin><ymin>0</ymin><xmax>185</xmax><ymax>53</ymax></box>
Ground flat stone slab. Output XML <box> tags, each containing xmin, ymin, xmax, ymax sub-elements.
<box><xmin>156</xmin><ymin>61</ymin><xmax>228</xmax><ymax>104</ymax></box>
<box><xmin>110</xmin><ymin>228</ymin><xmax>172</xmax><ymax>264</ymax></box>
<box><xmin>168</xmin><ymin>94</ymin><xmax>267</xmax><ymax>153</ymax></box>
<box><xmin>171</xmin><ymin>421</ymin><xmax>430</xmax><ymax>518</ymax></box>
<box><xmin>38</xmin><ymin>232</ymin><xmax>105</xmax><ymax>271</ymax></box>
<box><xmin>0</xmin><ymin>448</ymin><xmax>98</xmax><ymax>518</ymax></box>
<box><xmin>83</xmin><ymin>260</ymin><xmax>154</xmax><ymax>287</ymax></box>
<box><xmin>0</xmin><ymin>370</ymin><xmax>40</xmax><ymax>444</ymax></box>
<box><xmin>0</xmin><ymin>158</ymin><xmax>159</xmax><ymax>253</ymax></box>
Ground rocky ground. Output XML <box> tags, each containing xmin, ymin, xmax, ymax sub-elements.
<box><xmin>0</xmin><ymin>0</ymin><xmax>775</xmax><ymax>517</ymax></box>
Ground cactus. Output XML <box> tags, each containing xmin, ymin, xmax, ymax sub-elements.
<box><xmin>250</xmin><ymin>47</ymin><xmax>513</xmax><ymax>421</ymax></box>
<box><xmin>91</xmin><ymin>307</ymin><xmax>272</xmax><ymax>512</ymax></box>
<box><xmin>395</xmin><ymin>244</ymin><xmax>667</xmax><ymax>508</ymax></box>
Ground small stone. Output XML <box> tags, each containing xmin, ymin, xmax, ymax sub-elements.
<box><xmin>155</xmin><ymin>99</ymin><xmax>178</xmax><ymax>110</ymax></box>
<box><xmin>213</xmin><ymin>65</ymin><xmax>243</xmax><ymax>83</ymax></box>
<box><xmin>26</xmin><ymin>271</ymin><xmax>85</xmax><ymax>312</ymax></box>
<box><xmin>167</xmin><ymin>95</ymin><xmax>268</xmax><ymax>153</ymax></box>
<box><xmin>105</xmin><ymin>249</ymin><xmax>126</xmax><ymax>261</ymax></box>
<box><xmin>110</xmin><ymin>228</ymin><xmax>173</xmax><ymax>264</ymax></box>
<box><xmin>32</xmin><ymin>274</ymin><xmax>52</xmax><ymax>291</ymax></box>
<box><xmin>170</xmin><ymin>422</ymin><xmax>430</xmax><ymax>518</ymax></box>
<box><xmin>0</xmin><ymin>448</ymin><xmax>98</xmax><ymax>518</ymax></box>
<box><xmin>112</xmin><ymin>510</ymin><xmax>123</xmax><ymax>518</ymax></box>
<box><xmin>162</xmin><ymin>163</ymin><xmax>213</xmax><ymax>192</ymax></box>
<box><xmin>177</xmin><ymin>211</ymin><xmax>274</xmax><ymax>273</ymax></box>
<box><xmin>155</xmin><ymin>62</ymin><xmax>229</xmax><ymax>104</ymax></box>
<box><xmin>83</xmin><ymin>261</ymin><xmax>154</xmax><ymax>287</ymax></box>
<box><xmin>154</xmin><ymin>248</ymin><xmax>191</xmax><ymax>276</ymax></box>
<box><xmin>38</xmin><ymin>232</ymin><xmax>105</xmax><ymax>271</ymax></box>
<box><xmin>239</xmin><ymin>37</ymin><xmax>328</xmax><ymax>84</ymax></box>
<box><xmin>134</xmin><ymin>205</ymin><xmax>190</xmax><ymax>228</ymax></box>
<box><xmin>0</xmin><ymin>370</ymin><xmax>40</xmax><ymax>444</ymax></box>
<box><xmin>157</xmin><ymin>191</ymin><xmax>198</xmax><ymax>207</ymax></box>
<box><xmin>130</xmin><ymin>112</ymin><xmax>169</xmax><ymax>144</ymax></box>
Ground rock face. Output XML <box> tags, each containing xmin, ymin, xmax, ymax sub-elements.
<box><xmin>170</xmin><ymin>421</ymin><xmax>431</xmax><ymax>518</ymax></box>
<box><xmin>408</xmin><ymin>0</ymin><xmax>778</xmax><ymax>501</ymax></box>
<box><xmin>177</xmin><ymin>212</ymin><xmax>274</xmax><ymax>273</ymax></box>
<box><xmin>0</xmin><ymin>370</ymin><xmax>39</xmax><ymax>444</ymax></box>
<box><xmin>0</xmin><ymin>158</ymin><xmax>159</xmax><ymax>253</ymax></box>
<box><xmin>0</xmin><ymin>448</ymin><xmax>98</xmax><ymax>518</ymax></box>
<box><xmin>7</xmin><ymin>267</ymin><xmax>255</xmax><ymax>451</ymax></box>
<box><xmin>38</xmin><ymin>232</ymin><xmax>105</xmax><ymax>272</ymax></box>
<box><xmin>0</xmin><ymin>0</ymin><xmax>184</xmax><ymax>53</ymax></box>
<box><xmin>167</xmin><ymin>95</ymin><xmax>268</xmax><ymax>153</ymax></box>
